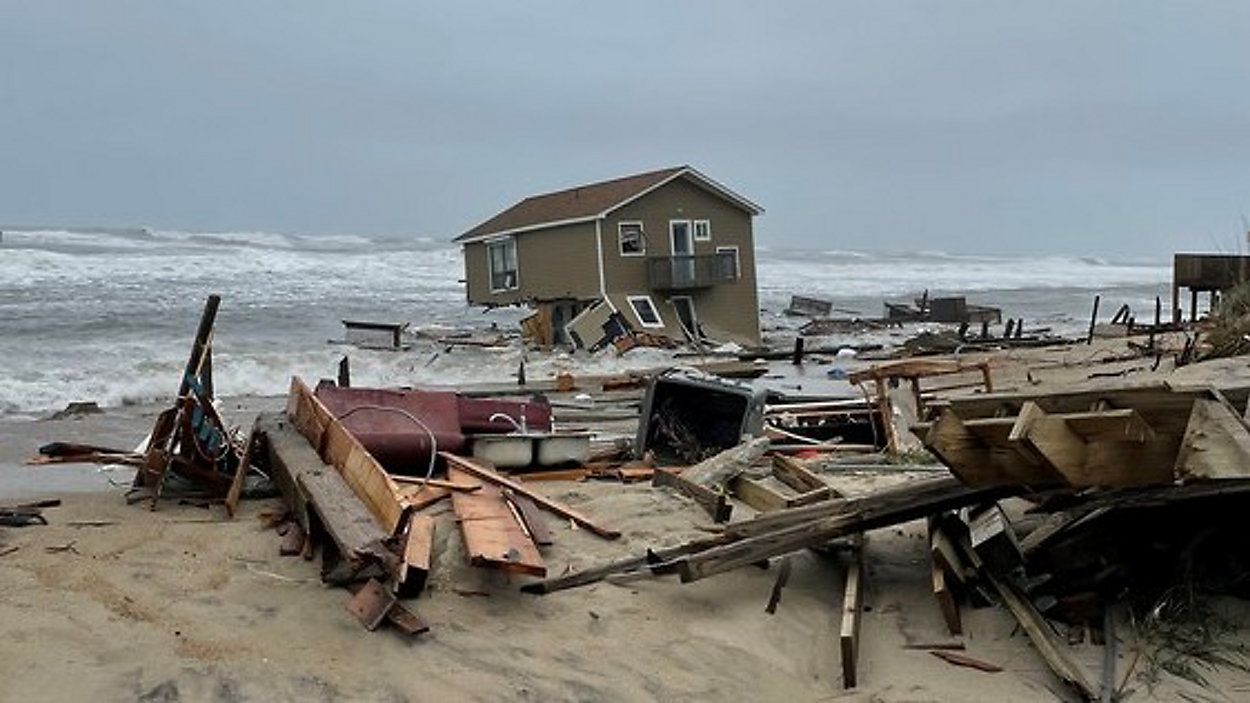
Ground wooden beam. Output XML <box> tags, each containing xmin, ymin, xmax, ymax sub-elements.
<box><xmin>285</xmin><ymin>377</ymin><xmax>407</xmax><ymax>534</ymax></box>
<box><xmin>257</xmin><ymin>413</ymin><xmax>397</xmax><ymax>581</ymax></box>
<box><xmin>1175</xmin><ymin>397</ymin><xmax>1250</xmax><ymax>480</ymax></box>
<box><xmin>397</xmin><ymin>514</ymin><xmax>434</xmax><ymax>598</ymax></box>
<box><xmin>224</xmin><ymin>420</ymin><xmax>259</xmax><ymax>518</ymax></box>
<box><xmin>731</xmin><ymin>475</ymin><xmax>792</xmax><ymax>513</ymax></box>
<box><xmin>987</xmin><ymin>571</ymin><xmax>1098</xmax><ymax>701</ymax></box>
<box><xmin>442</xmin><ymin>452</ymin><xmax>621</xmax><ymax>539</ymax></box>
<box><xmin>449</xmin><ymin>466</ymin><xmax>545</xmax><ymax>577</ymax></box>
<box><xmin>398</xmin><ymin>484</ymin><xmax>451</xmax><ymax>511</ymax></box>
<box><xmin>654</xmin><ymin>468</ymin><xmax>733</xmax><ymax>523</ymax></box>
<box><xmin>923</xmin><ymin>411</ymin><xmax>1018</xmax><ymax>485</ymax></box>
<box><xmin>675</xmin><ymin>479</ymin><xmax>1009</xmax><ymax>583</ymax></box>
<box><xmin>840</xmin><ymin>538</ymin><xmax>865</xmax><ymax>689</ymax></box>
<box><xmin>388</xmin><ymin>475</ymin><xmax>482</xmax><ymax>492</ymax></box>
<box><xmin>504</xmin><ymin>490</ymin><xmax>553</xmax><ymax>547</ymax></box>
<box><xmin>680</xmin><ymin>437</ymin><xmax>771</xmax><ymax>489</ymax></box>
<box><xmin>771</xmin><ymin>454</ymin><xmax>832</xmax><ymax>494</ymax></box>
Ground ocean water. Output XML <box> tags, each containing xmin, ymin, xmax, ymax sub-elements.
<box><xmin>0</xmin><ymin>228</ymin><xmax>1171</xmax><ymax>416</ymax></box>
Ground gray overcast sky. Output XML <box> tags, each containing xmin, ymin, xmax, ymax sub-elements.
<box><xmin>3</xmin><ymin>2</ymin><xmax>1249</xmax><ymax>256</ymax></box>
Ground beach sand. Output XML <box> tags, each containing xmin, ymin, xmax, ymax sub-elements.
<box><xmin>4</xmin><ymin>338</ymin><xmax>1250</xmax><ymax>701</ymax></box>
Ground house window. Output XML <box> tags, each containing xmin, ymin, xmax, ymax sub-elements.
<box><xmin>626</xmin><ymin>295</ymin><xmax>665</xmax><ymax>329</ymax></box>
<box><xmin>716</xmin><ymin>246</ymin><xmax>740</xmax><ymax>279</ymax></box>
<box><xmin>693</xmin><ymin>219</ymin><xmax>711</xmax><ymax>241</ymax></box>
<box><xmin>487</xmin><ymin>237</ymin><xmax>518</xmax><ymax>292</ymax></box>
<box><xmin>618</xmin><ymin>222</ymin><xmax>646</xmax><ymax>256</ymax></box>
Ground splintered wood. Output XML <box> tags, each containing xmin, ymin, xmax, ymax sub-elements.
<box><xmin>449</xmin><ymin>466</ymin><xmax>546</xmax><ymax>577</ymax></box>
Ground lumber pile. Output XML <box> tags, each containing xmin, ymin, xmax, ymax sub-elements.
<box><xmin>243</xmin><ymin>376</ymin><xmax>621</xmax><ymax>636</ymax></box>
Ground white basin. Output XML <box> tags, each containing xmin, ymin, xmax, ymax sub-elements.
<box><xmin>534</xmin><ymin>433</ymin><xmax>591</xmax><ymax>466</ymax></box>
<box><xmin>470</xmin><ymin>435</ymin><xmax>533</xmax><ymax>468</ymax></box>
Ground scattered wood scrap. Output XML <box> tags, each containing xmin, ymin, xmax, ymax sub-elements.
<box><xmin>441</xmin><ymin>452</ymin><xmax>620</xmax><ymax>540</ymax></box>
<box><xmin>449</xmin><ymin>466</ymin><xmax>545</xmax><ymax>577</ymax></box>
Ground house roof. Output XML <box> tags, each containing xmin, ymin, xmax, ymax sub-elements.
<box><xmin>454</xmin><ymin>165</ymin><xmax>762</xmax><ymax>243</ymax></box>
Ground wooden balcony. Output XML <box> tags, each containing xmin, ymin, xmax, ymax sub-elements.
<box><xmin>647</xmin><ymin>253</ymin><xmax>739</xmax><ymax>290</ymax></box>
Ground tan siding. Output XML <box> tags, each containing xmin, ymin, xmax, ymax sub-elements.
<box><xmin>464</xmin><ymin>222</ymin><xmax>601</xmax><ymax>306</ymax></box>
<box><xmin>602</xmin><ymin>176</ymin><xmax>761</xmax><ymax>344</ymax></box>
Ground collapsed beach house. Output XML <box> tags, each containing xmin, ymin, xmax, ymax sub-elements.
<box><xmin>454</xmin><ymin>165</ymin><xmax>763</xmax><ymax>349</ymax></box>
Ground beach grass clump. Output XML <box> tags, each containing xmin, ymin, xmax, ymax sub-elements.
<box><xmin>1202</xmin><ymin>281</ymin><xmax>1250</xmax><ymax>359</ymax></box>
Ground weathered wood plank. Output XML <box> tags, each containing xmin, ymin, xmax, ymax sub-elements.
<box><xmin>840</xmin><ymin>538</ymin><xmax>865</xmax><ymax>689</ymax></box>
<box><xmin>449</xmin><ymin>466</ymin><xmax>545</xmax><ymax>576</ymax></box>
<box><xmin>676</xmin><ymin>478</ymin><xmax>1008</xmax><ymax>582</ymax></box>
<box><xmin>680</xmin><ymin>437</ymin><xmax>771</xmax><ymax>488</ymax></box>
<box><xmin>987</xmin><ymin>571</ymin><xmax>1098</xmax><ymax>701</ymax></box>
<box><xmin>654</xmin><ymin>467</ymin><xmax>732</xmax><ymax>523</ymax></box>
<box><xmin>505</xmin><ymin>490</ymin><xmax>553</xmax><ymax>547</ymax></box>
<box><xmin>730</xmin><ymin>475</ymin><xmax>792</xmax><ymax>513</ymax></box>
<box><xmin>1175</xmin><ymin>397</ymin><xmax>1250</xmax><ymax>480</ymax></box>
<box><xmin>771</xmin><ymin>454</ymin><xmax>831</xmax><ymax>494</ymax></box>
<box><xmin>258</xmin><ymin>413</ymin><xmax>396</xmax><ymax>580</ymax></box>
<box><xmin>398</xmin><ymin>484</ymin><xmax>452</xmax><ymax>512</ymax></box>
<box><xmin>224</xmin><ymin>420</ymin><xmax>259</xmax><ymax>518</ymax></box>
<box><xmin>442</xmin><ymin>452</ymin><xmax>621</xmax><ymax>539</ymax></box>
<box><xmin>397</xmin><ymin>514</ymin><xmax>434</xmax><ymax>597</ymax></box>
<box><xmin>286</xmin><ymin>377</ymin><xmax>407</xmax><ymax>534</ymax></box>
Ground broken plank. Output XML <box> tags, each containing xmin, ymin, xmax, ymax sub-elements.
<box><xmin>987</xmin><ymin>571</ymin><xmax>1098</xmax><ymax>701</ymax></box>
<box><xmin>389</xmin><ymin>475</ymin><xmax>482</xmax><ymax>492</ymax></box>
<box><xmin>286</xmin><ymin>377</ymin><xmax>407</xmax><ymax>534</ymax></box>
<box><xmin>765</xmin><ymin>556</ymin><xmax>792</xmax><ymax>614</ymax></box>
<box><xmin>449</xmin><ymin>466</ymin><xmax>545</xmax><ymax>577</ymax></box>
<box><xmin>841</xmin><ymin>538</ymin><xmax>865</xmax><ymax>689</ymax></box>
<box><xmin>930</xmin><ymin>650</ymin><xmax>1002</xmax><ymax>673</ymax></box>
<box><xmin>771</xmin><ymin>454</ymin><xmax>833</xmax><ymax>494</ymax></box>
<box><xmin>731</xmin><ymin>475</ymin><xmax>793</xmax><ymax>513</ymax></box>
<box><xmin>1175</xmin><ymin>397</ymin><xmax>1250</xmax><ymax>480</ymax></box>
<box><xmin>258</xmin><ymin>414</ymin><xmax>396</xmax><ymax>580</ymax></box>
<box><xmin>397</xmin><ymin>514</ymin><xmax>434</xmax><ymax>598</ymax></box>
<box><xmin>676</xmin><ymin>479</ymin><xmax>1009</xmax><ymax>583</ymax></box>
<box><xmin>505</xmin><ymin>490</ymin><xmax>553</xmax><ymax>547</ymax></box>
<box><xmin>654</xmin><ymin>467</ymin><xmax>732</xmax><ymax>523</ymax></box>
<box><xmin>224</xmin><ymin>420</ymin><xmax>259</xmax><ymax>518</ymax></box>
<box><xmin>932</xmin><ymin>556</ymin><xmax>962</xmax><ymax>636</ymax></box>
<box><xmin>680</xmin><ymin>437</ymin><xmax>771</xmax><ymax>488</ymax></box>
<box><xmin>398</xmin><ymin>484</ymin><xmax>451</xmax><ymax>512</ymax></box>
<box><xmin>345</xmin><ymin>578</ymin><xmax>395</xmax><ymax>631</ymax></box>
<box><xmin>442</xmin><ymin>452</ymin><xmax>621</xmax><ymax>539</ymax></box>
<box><xmin>516</xmin><ymin>468</ymin><xmax>590</xmax><ymax>482</ymax></box>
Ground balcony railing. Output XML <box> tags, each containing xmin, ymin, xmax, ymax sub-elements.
<box><xmin>647</xmin><ymin>252</ymin><xmax>739</xmax><ymax>290</ymax></box>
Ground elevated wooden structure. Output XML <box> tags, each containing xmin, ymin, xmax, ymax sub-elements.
<box><xmin>915</xmin><ymin>383</ymin><xmax>1250</xmax><ymax>488</ymax></box>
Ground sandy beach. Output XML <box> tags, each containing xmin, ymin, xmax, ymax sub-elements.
<box><xmin>4</xmin><ymin>337</ymin><xmax>1250</xmax><ymax>701</ymax></box>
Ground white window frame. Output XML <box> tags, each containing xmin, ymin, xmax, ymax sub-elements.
<box><xmin>693</xmin><ymin>219</ymin><xmax>712</xmax><ymax>241</ymax></box>
<box><xmin>669</xmin><ymin>219</ymin><xmax>693</xmax><ymax>254</ymax></box>
<box><xmin>626</xmin><ymin>294</ymin><xmax>665</xmax><ymax>329</ymax></box>
<box><xmin>716</xmin><ymin>245</ymin><xmax>741</xmax><ymax>278</ymax></box>
<box><xmin>486</xmin><ymin>236</ymin><xmax>519</xmax><ymax>293</ymax></box>
<box><xmin>618</xmin><ymin>221</ymin><xmax>646</xmax><ymax>257</ymax></box>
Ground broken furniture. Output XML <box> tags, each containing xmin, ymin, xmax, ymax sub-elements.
<box><xmin>312</xmin><ymin>383</ymin><xmax>554</xmax><ymax>474</ymax></box>
<box><xmin>136</xmin><ymin>294</ymin><xmax>251</xmax><ymax>507</ymax></box>
<box><xmin>784</xmin><ymin>295</ymin><xmax>834</xmax><ymax>318</ymax></box>
<box><xmin>336</xmin><ymin>320</ymin><xmax>411</xmax><ymax>351</ymax></box>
